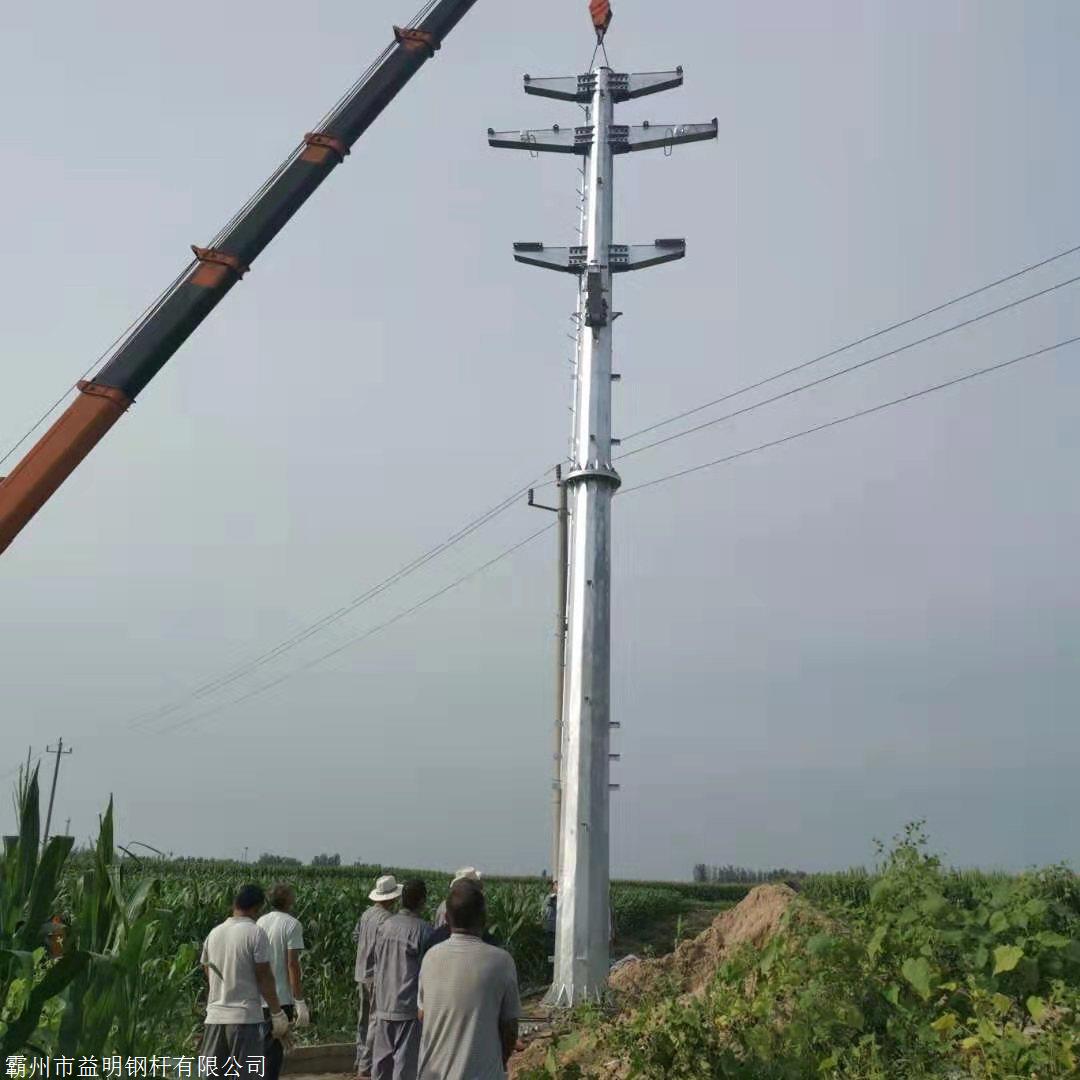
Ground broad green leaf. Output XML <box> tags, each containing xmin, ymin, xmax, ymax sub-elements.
<box><xmin>1035</xmin><ymin>931</ymin><xmax>1069</xmax><ymax>949</ymax></box>
<box><xmin>1026</xmin><ymin>996</ymin><xmax>1047</xmax><ymax>1023</ymax></box>
<box><xmin>993</xmin><ymin>945</ymin><xmax>1024</xmax><ymax>974</ymax></box>
<box><xmin>960</xmin><ymin>1035</ymin><xmax>981</xmax><ymax>1051</ymax></box>
<box><xmin>867</xmin><ymin>923</ymin><xmax>887</xmax><ymax>962</ymax></box>
<box><xmin>930</xmin><ymin>1012</ymin><xmax>958</xmax><ymax>1034</ymax></box>
<box><xmin>973</xmin><ymin>945</ymin><xmax>989</xmax><ymax>970</ymax></box>
<box><xmin>919</xmin><ymin>892</ymin><xmax>947</xmax><ymax>916</ymax></box>
<box><xmin>988</xmin><ymin>910</ymin><xmax>1009</xmax><ymax>935</ymax></box>
<box><xmin>901</xmin><ymin>956</ymin><xmax>933</xmax><ymax>1000</ymax></box>
<box><xmin>1024</xmin><ymin>898</ymin><xmax>1047</xmax><ymax>919</ymax></box>
<box><xmin>883</xmin><ymin>983</ymin><xmax>900</xmax><ymax>1006</ymax></box>
<box><xmin>991</xmin><ymin>993</ymin><xmax>1012</xmax><ymax>1014</ymax></box>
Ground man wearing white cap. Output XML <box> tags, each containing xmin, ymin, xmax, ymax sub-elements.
<box><xmin>432</xmin><ymin>867</ymin><xmax>480</xmax><ymax>929</ymax></box>
<box><xmin>353</xmin><ymin>875</ymin><xmax>402</xmax><ymax>1079</ymax></box>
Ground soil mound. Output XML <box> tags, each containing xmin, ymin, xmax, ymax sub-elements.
<box><xmin>509</xmin><ymin>886</ymin><xmax>799</xmax><ymax>1076</ymax></box>
<box><xmin>608</xmin><ymin>883</ymin><xmax>796</xmax><ymax>998</ymax></box>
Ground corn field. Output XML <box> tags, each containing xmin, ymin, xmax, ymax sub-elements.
<box><xmin>1</xmin><ymin>776</ymin><xmax>740</xmax><ymax>1054</ymax></box>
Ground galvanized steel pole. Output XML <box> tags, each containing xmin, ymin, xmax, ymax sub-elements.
<box><xmin>489</xmin><ymin>55</ymin><xmax>716</xmax><ymax>1004</ymax></box>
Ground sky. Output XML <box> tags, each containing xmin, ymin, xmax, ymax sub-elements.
<box><xmin>1</xmin><ymin>0</ymin><xmax>1077</xmax><ymax>879</ymax></box>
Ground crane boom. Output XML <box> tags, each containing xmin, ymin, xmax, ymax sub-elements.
<box><xmin>0</xmin><ymin>0</ymin><xmax>479</xmax><ymax>556</ymax></box>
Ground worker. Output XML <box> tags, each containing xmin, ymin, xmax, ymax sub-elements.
<box><xmin>354</xmin><ymin>875</ymin><xmax>402</xmax><ymax>1080</ymax></box>
<box><xmin>40</xmin><ymin>916</ymin><xmax>66</xmax><ymax>959</ymax></box>
<box><xmin>416</xmin><ymin>880</ymin><xmax>521</xmax><ymax>1080</ymax></box>
<box><xmin>540</xmin><ymin>880</ymin><xmax>557</xmax><ymax>972</ymax></box>
<box><xmin>432</xmin><ymin>867</ymin><xmax>481</xmax><ymax>929</ymax></box>
<box><xmin>371</xmin><ymin>879</ymin><xmax>432</xmax><ymax>1080</ymax></box>
<box><xmin>199</xmin><ymin>884</ymin><xmax>290</xmax><ymax>1072</ymax></box>
<box><xmin>257</xmin><ymin>882</ymin><xmax>310</xmax><ymax>1080</ymax></box>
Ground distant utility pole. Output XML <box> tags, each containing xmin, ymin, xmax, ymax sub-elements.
<box><xmin>528</xmin><ymin>463</ymin><xmax>569</xmax><ymax>882</ymax></box>
<box><xmin>64</xmin><ymin>817</ymin><xmax>71</xmax><ymax>837</ymax></box>
<box><xmin>489</xmin><ymin>8</ymin><xmax>716</xmax><ymax>1004</ymax></box>
<box><xmin>42</xmin><ymin>737</ymin><xmax>72</xmax><ymax>846</ymax></box>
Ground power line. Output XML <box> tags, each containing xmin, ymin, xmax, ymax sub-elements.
<box><xmin>619</xmin><ymin>241</ymin><xmax>1080</xmax><ymax>445</ymax></box>
<box><xmin>616</xmin><ymin>273</ymin><xmax>1080</xmax><ymax>462</ymax></box>
<box><xmin>126</xmin><ymin>252</ymin><xmax>1080</xmax><ymax>731</ymax></box>
<box><xmin>154</xmin><ymin>334</ymin><xmax>1077</xmax><ymax>734</ymax></box>
<box><xmin>620</xmin><ymin>336</ymin><xmax>1079</xmax><ymax>496</ymax></box>
<box><xmin>130</xmin><ymin>466</ymin><xmax>556</xmax><ymax>730</ymax></box>
<box><xmin>155</xmin><ymin>520</ymin><xmax>556</xmax><ymax>734</ymax></box>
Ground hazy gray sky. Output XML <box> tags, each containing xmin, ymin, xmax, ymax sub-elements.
<box><xmin>2</xmin><ymin>1</ymin><xmax>1077</xmax><ymax>878</ymax></box>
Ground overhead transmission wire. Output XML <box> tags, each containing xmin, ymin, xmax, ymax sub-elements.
<box><xmin>621</xmin><ymin>336</ymin><xmax>1079</xmax><ymax>495</ymax></box>
<box><xmin>154</xmin><ymin>331</ymin><xmax>1076</xmax><ymax>734</ymax></box>
<box><xmin>157</xmin><ymin>520</ymin><xmax>556</xmax><ymax>735</ymax></box>
<box><xmin>129</xmin><ymin>465</ymin><xmax>556</xmax><ymax>730</ymax></box>
<box><xmin>619</xmin><ymin>241</ymin><xmax>1080</xmax><ymax>446</ymax></box>
<box><xmin>133</xmin><ymin>244</ymin><xmax>1080</xmax><ymax>730</ymax></box>
<box><xmin>614</xmin><ymin>272</ymin><xmax>1080</xmax><ymax>463</ymax></box>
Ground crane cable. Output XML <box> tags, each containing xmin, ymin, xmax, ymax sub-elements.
<box><xmin>0</xmin><ymin>0</ymin><xmax>448</xmax><ymax>474</ymax></box>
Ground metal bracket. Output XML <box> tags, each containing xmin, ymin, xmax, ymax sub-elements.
<box><xmin>584</xmin><ymin>269</ymin><xmax>607</xmax><ymax>327</ymax></box>
<box><xmin>522</xmin><ymin>68</ymin><xmax>684</xmax><ymax>103</ymax></box>
<box><xmin>511</xmin><ymin>240</ymin><xmax>685</xmax><ymax>274</ymax></box>
<box><xmin>393</xmin><ymin>26</ymin><xmax>439</xmax><ymax>56</ymax></box>
<box><xmin>302</xmin><ymin>132</ymin><xmax>350</xmax><ymax>164</ymax></box>
<box><xmin>190</xmin><ymin>245</ymin><xmax>248</xmax><ymax>287</ymax></box>
<box><xmin>609</xmin><ymin>240</ymin><xmax>686</xmax><ymax>272</ymax></box>
<box><xmin>610</xmin><ymin>119</ymin><xmax>719</xmax><ymax>153</ymax></box>
<box><xmin>563</xmin><ymin>465</ymin><xmax>621</xmax><ymax>490</ymax></box>
<box><xmin>488</xmin><ymin>125</ymin><xmax>589</xmax><ymax>155</ymax></box>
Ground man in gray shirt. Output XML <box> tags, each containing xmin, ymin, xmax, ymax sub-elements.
<box><xmin>354</xmin><ymin>875</ymin><xmax>401</xmax><ymax>1079</ymax></box>
<box><xmin>417</xmin><ymin>880</ymin><xmax>520</xmax><ymax>1080</ymax></box>
<box><xmin>371</xmin><ymin>879</ymin><xmax>431</xmax><ymax>1080</ymax></box>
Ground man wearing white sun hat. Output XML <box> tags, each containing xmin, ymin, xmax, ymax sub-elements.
<box><xmin>432</xmin><ymin>867</ymin><xmax>481</xmax><ymax>930</ymax></box>
<box><xmin>354</xmin><ymin>875</ymin><xmax>402</xmax><ymax>1079</ymax></box>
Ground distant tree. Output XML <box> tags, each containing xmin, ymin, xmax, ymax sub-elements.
<box><xmin>311</xmin><ymin>853</ymin><xmax>341</xmax><ymax>867</ymax></box>
<box><xmin>256</xmin><ymin>852</ymin><xmax>302</xmax><ymax>867</ymax></box>
<box><xmin>692</xmin><ymin>863</ymin><xmax>708</xmax><ymax>883</ymax></box>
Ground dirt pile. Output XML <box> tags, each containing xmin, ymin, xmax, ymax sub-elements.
<box><xmin>508</xmin><ymin>885</ymin><xmax>799</xmax><ymax>1076</ymax></box>
<box><xmin>608</xmin><ymin>883</ymin><xmax>797</xmax><ymax>999</ymax></box>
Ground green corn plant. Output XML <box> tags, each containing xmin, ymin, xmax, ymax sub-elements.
<box><xmin>58</xmin><ymin>799</ymin><xmax>197</xmax><ymax>1056</ymax></box>
<box><xmin>0</xmin><ymin>767</ymin><xmax>89</xmax><ymax>1056</ymax></box>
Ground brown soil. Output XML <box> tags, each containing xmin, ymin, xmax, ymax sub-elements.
<box><xmin>609</xmin><ymin>882</ymin><xmax>796</xmax><ymax>999</ymax></box>
<box><xmin>509</xmin><ymin>884</ymin><xmax>798</xmax><ymax>1077</ymax></box>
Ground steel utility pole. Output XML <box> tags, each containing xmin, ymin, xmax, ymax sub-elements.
<box><xmin>529</xmin><ymin>464</ymin><xmax>569</xmax><ymax>882</ymax></box>
<box><xmin>489</xmin><ymin>42</ymin><xmax>716</xmax><ymax>1002</ymax></box>
<box><xmin>42</xmin><ymin>737</ymin><xmax>72</xmax><ymax>846</ymax></box>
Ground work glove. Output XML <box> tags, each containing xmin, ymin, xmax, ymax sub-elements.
<box><xmin>293</xmin><ymin>999</ymin><xmax>311</xmax><ymax>1028</ymax></box>
<box><xmin>270</xmin><ymin>1009</ymin><xmax>291</xmax><ymax>1041</ymax></box>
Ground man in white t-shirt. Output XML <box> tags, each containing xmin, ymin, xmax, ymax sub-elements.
<box><xmin>257</xmin><ymin>883</ymin><xmax>310</xmax><ymax>1080</ymax></box>
<box><xmin>417</xmin><ymin>879</ymin><xmax>520</xmax><ymax>1080</ymax></box>
<box><xmin>200</xmin><ymin>884</ymin><xmax>290</xmax><ymax>1071</ymax></box>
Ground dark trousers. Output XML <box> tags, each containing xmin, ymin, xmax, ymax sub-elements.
<box><xmin>199</xmin><ymin>1022</ymin><xmax>265</xmax><ymax>1073</ymax></box>
<box><xmin>262</xmin><ymin>1002</ymin><xmax>296</xmax><ymax>1080</ymax></box>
